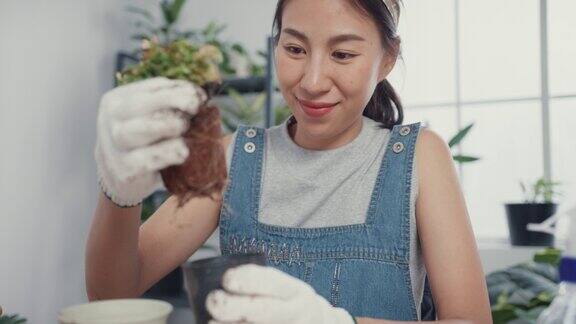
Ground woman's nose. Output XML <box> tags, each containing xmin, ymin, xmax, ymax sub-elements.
<box><xmin>299</xmin><ymin>55</ymin><xmax>333</xmax><ymax>95</ymax></box>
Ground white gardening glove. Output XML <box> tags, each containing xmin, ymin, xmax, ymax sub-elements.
<box><xmin>206</xmin><ymin>264</ymin><xmax>356</xmax><ymax>324</ymax></box>
<box><xmin>95</xmin><ymin>76</ymin><xmax>207</xmax><ymax>207</ymax></box>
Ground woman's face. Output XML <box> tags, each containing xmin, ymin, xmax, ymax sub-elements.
<box><xmin>275</xmin><ymin>0</ymin><xmax>396</xmax><ymax>149</ymax></box>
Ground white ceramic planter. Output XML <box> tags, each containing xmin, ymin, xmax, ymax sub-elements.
<box><xmin>58</xmin><ymin>299</ymin><xmax>173</xmax><ymax>324</ymax></box>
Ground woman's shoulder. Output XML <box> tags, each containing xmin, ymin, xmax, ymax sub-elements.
<box><xmin>415</xmin><ymin>127</ymin><xmax>451</xmax><ymax>159</ymax></box>
<box><xmin>414</xmin><ymin>127</ymin><xmax>455</xmax><ymax>189</ymax></box>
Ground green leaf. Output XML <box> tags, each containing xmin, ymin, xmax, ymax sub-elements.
<box><xmin>0</xmin><ymin>314</ymin><xmax>27</xmax><ymax>324</ymax></box>
<box><xmin>533</xmin><ymin>248</ymin><xmax>562</xmax><ymax>266</ymax></box>
<box><xmin>168</xmin><ymin>0</ymin><xmax>188</xmax><ymax>23</ymax></box>
<box><xmin>231</xmin><ymin>43</ymin><xmax>247</xmax><ymax>55</ymax></box>
<box><xmin>492</xmin><ymin>308</ymin><xmax>518</xmax><ymax>324</ymax></box>
<box><xmin>130</xmin><ymin>33</ymin><xmax>153</xmax><ymax>41</ymax></box>
<box><xmin>252</xmin><ymin>93</ymin><xmax>267</xmax><ymax>112</ymax></box>
<box><xmin>274</xmin><ymin>104</ymin><xmax>292</xmax><ymax>126</ymax></box>
<box><xmin>161</xmin><ymin>1</ymin><xmax>175</xmax><ymax>25</ymax></box>
<box><xmin>202</xmin><ymin>21</ymin><xmax>227</xmax><ymax>40</ymax></box>
<box><xmin>492</xmin><ymin>295</ymin><xmax>518</xmax><ymax>324</ymax></box>
<box><xmin>226</xmin><ymin>88</ymin><xmax>247</xmax><ymax>107</ymax></box>
<box><xmin>125</xmin><ymin>5</ymin><xmax>155</xmax><ymax>23</ymax></box>
<box><xmin>448</xmin><ymin>123</ymin><xmax>474</xmax><ymax>147</ymax></box>
<box><xmin>487</xmin><ymin>261</ymin><xmax>558</xmax><ymax>306</ymax></box>
<box><xmin>175</xmin><ymin>30</ymin><xmax>198</xmax><ymax>39</ymax></box>
<box><xmin>133</xmin><ymin>20</ymin><xmax>157</xmax><ymax>33</ymax></box>
<box><xmin>520</xmin><ymin>177</ymin><xmax>563</xmax><ymax>203</ymax></box>
<box><xmin>515</xmin><ymin>305</ymin><xmax>548</xmax><ymax>322</ymax></box>
<box><xmin>256</xmin><ymin>50</ymin><xmax>267</xmax><ymax>58</ymax></box>
<box><xmin>488</xmin><ymin>262</ymin><xmax>559</xmax><ymax>324</ymax></box>
<box><xmin>452</xmin><ymin>155</ymin><xmax>480</xmax><ymax>163</ymax></box>
<box><xmin>220</xmin><ymin>114</ymin><xmax>239</xmax><ymax>133</ymax></box>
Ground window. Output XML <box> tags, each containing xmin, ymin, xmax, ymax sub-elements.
<box><xmin>390</xmin><ymin>0</ymin><xmax>576</xmax><ymax>238</ymax></box>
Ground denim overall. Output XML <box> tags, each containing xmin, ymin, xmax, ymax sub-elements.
<box><xmin>219</xmin><ymin>121</ymin><xmax>436</xmax><ymax>320</ymax></box>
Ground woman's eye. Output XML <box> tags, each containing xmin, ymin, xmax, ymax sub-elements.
<box><xmin>333</xmin><ymin>52</ymin><xmax>356</xmax><ymax>60</ymax></box>
<box><xmin>285</xmin><ymin>46</ymin><xmax>304</xmax><ymax>55</ymax></box>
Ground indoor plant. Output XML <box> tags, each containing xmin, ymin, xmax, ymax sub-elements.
<box><xmin>487</xmin><ymin>248</ymin><xmax>561</xmax><ymax>324</ymax></box>
<box><xmin>505</xmin><ymin>177</ymin><xmax>563</xmax><ymax>246</ymax></box>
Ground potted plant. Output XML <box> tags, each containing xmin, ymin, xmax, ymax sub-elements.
<box><xmin>505</xmin><ymin>177</ymin><xmax>563</xmax><ymax>246</ymax></box>
<box><xmin>116</xmin><ymin>36</ymin><xmax>226</xmax><ymax>297</ymax></box>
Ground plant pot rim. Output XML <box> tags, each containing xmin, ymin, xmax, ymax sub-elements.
<box><xmin>182</xmin><ymin>253</ymin><xmax>265</xmax><ymax>269</ymax></box>
<box><xmin>505</xmin><ymin>202</ymin><xmax>558</xmax><ymax>206</ymax></box>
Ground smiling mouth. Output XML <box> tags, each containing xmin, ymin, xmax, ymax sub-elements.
<box><xmin>296</xmin><ymin>97</ymin><xmax>338</xmax><ymax>118</ymax></box>
<box><xmin>296</xmin><ymin>98</ymin><xmax>339</xmax><ymax>109</ymax></box>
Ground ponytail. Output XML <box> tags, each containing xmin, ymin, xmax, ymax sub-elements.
<box><xmin>363</xmin><ymin>79</ymin><xmax>404</xmax><ymax>129</ymax></box>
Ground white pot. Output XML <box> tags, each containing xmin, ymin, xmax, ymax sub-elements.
<box><xmin>58</xmin><ymin>299</ymin><xmax>172</xmax><ymax>324</ymax></box>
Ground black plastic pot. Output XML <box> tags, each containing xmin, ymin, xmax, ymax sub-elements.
<box><xmin>182</xmin><ymin>253</ymin><xmax>267</xmax><ymax>324</ymax></box>
<box><xmin>143</xmin><ymin>266</ymin><xmax>184</xmax><ymax>297</ymax></box>
<box><xmin>505</xmin><ymin>203</ymin><xmax>557</xmax><ymax>246</ymax></box>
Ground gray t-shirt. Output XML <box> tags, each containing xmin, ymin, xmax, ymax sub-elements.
<box><xmin>219</xmin><ymin>116</ymin><xmax>426</xmax><ymax>317</ymax></box>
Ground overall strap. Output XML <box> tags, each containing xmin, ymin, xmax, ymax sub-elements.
<box><xmin>365</xmin><ymin>122</ymin><xmax>422</xmax><ymax>257</ymax></box>
<box><xmin>219</xmin><ymin>125</ymin><xmax>266</xmax><ymax>243</ymax></box>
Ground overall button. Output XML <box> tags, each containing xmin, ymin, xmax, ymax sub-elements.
<box><xmin>244</xmin><ymin>142</ymin><xmax>256</xmax><ymax>153</ymax></box>
<box><xmin>392</xmin><ymin>142</ymin><xmax>404</xmax><ymax>153</ymax></box>
<box><xmin>399</xmin><ymin>126</ymin><xmax>411</xmax><ymax>136</ymax></box>
<box><xmin>245</xmin><ymin>128</ymin><xmax>257</xmax><ymax>138</ymax></box>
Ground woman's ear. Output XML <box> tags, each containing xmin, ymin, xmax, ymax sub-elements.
<box><xmin>377</xmin><ymin>38</ymin><xmax>400</xmax><ymax>82</ymax></box>
<box><xmin>377</xmin><ymin>52</ymin><xmax>398</xmax><ymax>83</ymax></box>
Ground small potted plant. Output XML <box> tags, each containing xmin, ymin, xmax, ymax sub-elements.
<box><xmin>117</xmin><ymin>37</ymin><xmax>226</xmax><ymax>297</ymax></box>
<box><xmin>505</xmin><ymin>177</ymin><xmax>563</xmax><ymax>246</ymax></box>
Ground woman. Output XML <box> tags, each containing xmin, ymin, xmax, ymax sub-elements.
<box><xmin>86</xmin><ymin>0</ymin><xmax>492</xmax><ymax>322</ymax></box>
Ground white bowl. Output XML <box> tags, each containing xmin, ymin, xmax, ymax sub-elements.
<box><xmin>58</xmin><ymin>299</ymin><xmax>173</xmax><ymax>324</ymax></box>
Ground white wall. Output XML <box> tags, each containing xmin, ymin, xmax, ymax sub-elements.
<box><xmin>0</xmin><ymin>1</ymin><xmax>276</xmax><ymax>322</ymax></box>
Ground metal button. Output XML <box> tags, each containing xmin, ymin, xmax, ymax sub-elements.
<box><xmin>244</xmin><ymin>142</ymin><xmax>256</xmax><ymax>153</ymax></box>
<box><xmin>392</xmin><ymin>142</ymin><xmax>404</xmax><ymax>153</ymax></box>
<box><xmin>399</xmin><ymin>126</ymin><xmax>411</xmax><ymax>136</ymax></box>
<box><xmin>245</xmin><ymin>128</ymin><xmax>257</xmax><ymax>138</ymax></box>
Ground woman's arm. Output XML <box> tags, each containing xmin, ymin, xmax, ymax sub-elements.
<box><xmin>85</xmin><ymin>134</ymin><xmax>233</xmax><ymax>300</ymax></box>
<box><xmin>360</xmin><ymin>128</ymin><xmax>492</xmax><ymax>323</ymax></box>
<box><xmin>415</xmin><ymin>129</ymin><xmax>491</xmax><ymax>322</ymax></box>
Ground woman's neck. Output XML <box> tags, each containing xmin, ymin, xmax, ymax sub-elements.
<box><xmin>287</xmin><ymin>116</ymin><xmax>364</xmax><ymax>151</ymax></box>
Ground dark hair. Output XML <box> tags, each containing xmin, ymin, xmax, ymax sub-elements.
<box><xmin>271</xmin><ymin>0</ymin><xmax>403</xmax><ymax>129</ymax></box>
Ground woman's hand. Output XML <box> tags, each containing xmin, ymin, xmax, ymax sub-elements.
<box><xmin>94</xmin><ymin>77</ymin><xmax>207</xmax><ymax>207</ymax></box>
<box><xmin>206</xmin><ymin>264</ymin><xmax>355</xmax><ymax>324</ymax></box>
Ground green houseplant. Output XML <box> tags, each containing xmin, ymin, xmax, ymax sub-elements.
<box><xmin>505</xmin><ymin>177</ymin><xmax>563</xmax><ymax>246</ymax></box>
<box><xmin>488</xmin><ymin>248</ymin><xmax>561</xmax><ymax>324</ymax></box>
